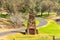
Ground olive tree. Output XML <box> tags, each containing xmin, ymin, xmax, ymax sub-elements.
<box><xmin>4</xmin><ymin>0</ymin><xmax>25</xmax><ymax>28</ymax></box>
<box><xmin>40</xmin><ymin>0</ymin><xmax>54</xmax><ymax>16</ymax></box>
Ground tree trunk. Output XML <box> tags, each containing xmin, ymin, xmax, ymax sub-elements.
<box><xmin>48</xmin><ymin>7</ymin><xmax>50</xmax><ymax>16</ymax></box>
<box><xmin>26</xmin><ymin>10</ymin><xmax>38</xmax><ymax>35</ymax></box>
<box><xmin>48</xmin><ymin>10</ymin><xmax>50</xmax><ymax>16</ymax></box>
<box><xmin>41</xmin><ymin>12</ymin><xmax>43</xmax><ymax>16</ymax></box>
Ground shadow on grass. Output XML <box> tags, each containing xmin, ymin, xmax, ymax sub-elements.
<box><xmin>0</xmin><ymin>14</ymin><xmax>10</xmax><ymax>19</ymax></box>
<box><xmin>19</xmin><ymin>32</ymin><xmax>26</xmax><ymax>35</ymax></box>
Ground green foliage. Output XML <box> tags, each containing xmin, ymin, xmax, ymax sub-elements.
<box><xmin>0</xmin><ymin>14</ymin><xmax>10</xmax><ymax>18</ymax></box>
<box><xmin>0</xmin><ymin>0</ymin><xmax>60</xmax><ymax>13</ymax></box>
<box><xmin>5</xmin><ymin>3</ymin><xmax>13</xmax><ymax>13</ymax></box>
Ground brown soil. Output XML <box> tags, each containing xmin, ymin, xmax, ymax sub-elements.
<box><xmin>0</xmin><ymin>18</ymin><xmax>21</xmax><ymax>29</ymax></box>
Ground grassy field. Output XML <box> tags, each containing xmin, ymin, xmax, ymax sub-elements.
<box><xmin>7</xmin><ymin>33</ymin><xmax>52</xmax><ymax>40</ymax></box>
<box><xmin>36</xmin><ymin>12</ymin><xmax>56</xmax><ymax>17</ymax></box>
<box><xmin>38</xmin><ymin>19</ymin><xmax>60</xmax><ymax>37</ymax></box>
<box><xmin>6</xmin><ymin>19</ymin><xmax>60</xmax><ymax>40</ymax></box>
<box><xmin>1</xmin><ymin>13</ymin><xmax>60</xmax><ymax>40</ymax></box>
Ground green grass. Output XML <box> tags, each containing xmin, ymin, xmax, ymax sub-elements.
<box><xmin>38</xmin><ymin>20</ymin><xmax>60</xmax><ymax>37</ymax></box>
<box><xmin>0</xmin><ymin>14</ymin><xmax>10</xmax><ymax>19</ymax></box>
<box><xmin>8</xmin><ymin>33</ymin><xmax>52</xmax><ymax>40</ymax></box>
<box><xmin>7</xmin><ymin>19</ymin><xmax>60</xmax><ymax>40</ymax></box>
<box><xmin>36</xmin><ymin>12</ymin><xmax>55</xmax><ymax>17</ymax></box>
<box><xmin>36</xmin><ymin>14</ymin><xmax>49</xmax><ymax>17</ymax></box>
<box><xmin>5</xmin><ymin>12</ymin><xmax>58</xmax><ymax>40</ymax></box>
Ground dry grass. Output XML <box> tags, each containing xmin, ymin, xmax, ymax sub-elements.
<box><xmin>0</xmin><ymin>36</ymin><xmax>9</xmax><ymax>40</ymax></box>
<box><xmin>0</xmin><ymin>18</ymin><xmax>15</xmax><ymax>29</ymax></box>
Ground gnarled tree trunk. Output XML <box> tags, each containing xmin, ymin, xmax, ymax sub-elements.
<box><xmin>26</xmin><ymin>10</ymin><xmax>38</xmax><ymax>35</ymax></box>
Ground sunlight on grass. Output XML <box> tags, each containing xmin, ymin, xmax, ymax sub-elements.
<box><xmin>6</xmin><ymin>19</ymin><xmax>60</xmax><ymax>40</ymax></box>
<box><xmin>7</xmin><ymin>33</ymin><xmax>52</xmax><ymax>40</ymax></box>
<box><xmin>38</xmin><ymin>20</ymin><xmax>60</xmax><ymax>37</ymax></box>
<box><xmin>36</xmin><ymin>12</ymin><xmax>56</xmax><ymax>17</ymax></box>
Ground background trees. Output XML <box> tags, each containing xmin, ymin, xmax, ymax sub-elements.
<box><xmin>3</xmin><ymin>0</ymin><xmax>26</xmax><ymax>27</ymax></box>
<box><xmin>0</xmin><ymin>0</ymin><xmax>60</xmax><ymax>28</ymax></box>
<box><xmin>40</xmin><ymin>0</ymin><xmax>54</xmax><ymax>16</ymax></box>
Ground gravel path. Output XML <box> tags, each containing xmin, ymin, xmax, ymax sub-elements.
<box><xmin>0</xmin><ymin>17</ymin><xmax>48</xmax><ymax>36</ymax></box>
<box><xmin>36</xmin><ymin>17</ymin><xmax>48</xmax><ymax>28</ymax></box>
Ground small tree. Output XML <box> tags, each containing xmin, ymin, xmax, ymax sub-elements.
<box><xmin>40</xmin><ymin>0</ymin><xmax>54</xmax><ymax>16</ymax></box>
<box><xmin>21</xmin><ymin>0</ymin><xmax>38</xmax><ymax>34</ymax></box>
